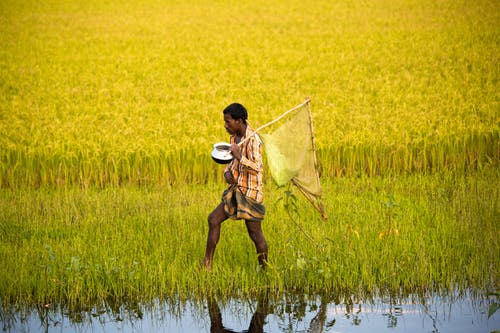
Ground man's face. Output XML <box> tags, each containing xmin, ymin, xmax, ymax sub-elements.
<box><xmin>224</xmin><ymin>114</ymin><xmax>241</xmax><ymax>135</ymax></box>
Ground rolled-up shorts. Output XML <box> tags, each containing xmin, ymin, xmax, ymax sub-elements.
<box><xmin>222</xmin><ymin>186</ymin><xmax>265</xmax><ymax>222</ymax></box>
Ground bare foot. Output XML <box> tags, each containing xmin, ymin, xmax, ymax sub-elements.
<box><xmin>201</xmin><ymin>259</ymin><xmax>212</xmax><ymax>272</ymax></box>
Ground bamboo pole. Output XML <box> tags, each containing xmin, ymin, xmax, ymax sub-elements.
<box><xmin>305</xmin><ymin>100</ymin><xmax>328</xmax><ymax>221</ymax></box>
<box><xmin>238</xmin><ymin>98</ymin><xmax>311</xmax><ymax>146</ymax></box>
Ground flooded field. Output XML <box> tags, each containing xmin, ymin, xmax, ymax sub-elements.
<box><xmin>2</xmin><ymin>1</ymin><xmax>498</xmax><ymax>332</ymax></box>
<box><xmin>2</xmin><ymin>290</ymin><xmax>498</xmax><ymax>333</ymax></box>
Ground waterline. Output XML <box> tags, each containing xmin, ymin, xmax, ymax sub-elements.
<box><xmin>2</xmin><ymin>290</ymin><xmax>498</xmax><ymax>333</ymax></box>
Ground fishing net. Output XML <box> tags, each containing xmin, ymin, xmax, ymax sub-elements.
<box><xmin>259</xmin><ymin>100</ymin><xmax>327</xmax><ymax>220</ymax></box>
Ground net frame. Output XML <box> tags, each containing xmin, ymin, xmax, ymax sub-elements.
<box><xmin>238</xmin><ymin>99</ymin><xmax>328</xmax><ymax>221</ymax></box>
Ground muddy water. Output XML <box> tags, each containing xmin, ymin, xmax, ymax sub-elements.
<box><xmin>1</xmin><ymin>290</ymin><xmax>499</xmax><ymax>332</ymax></box>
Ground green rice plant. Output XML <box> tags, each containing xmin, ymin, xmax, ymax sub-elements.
<box><xmin>0</xmin><ymin>170</ymin><xmax>498</xmax><ymax>306</ymax></box>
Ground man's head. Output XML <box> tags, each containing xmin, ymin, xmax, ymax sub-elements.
<box><xmin>223</xmin><ymin>103</ymin><xmax>247</xmax><ymax>124</ymax></box>
<box><xmin>223</xmin><ymin>103</ymin><xmax>247</xmax><ymax>136</ymax></box>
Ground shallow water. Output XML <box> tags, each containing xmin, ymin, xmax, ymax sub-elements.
<box><xmin>2</xmin><ymin>291</ymin><xmax>499</xmax><ymax>333</ymax></box>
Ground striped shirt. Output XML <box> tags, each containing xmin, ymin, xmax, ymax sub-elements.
<box><xmin>224</xmin><ymin>124</ymin><xmax>264</xmax><ymax>203</ymax></box>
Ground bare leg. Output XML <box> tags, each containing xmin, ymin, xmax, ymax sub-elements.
<box><xmin>245</xmin><ymin>220</ymin><xmax>268</xmax><ymax>268</ymax></box>
<box><xmin>202</xmin><ymin>203</ymin><xmax>228</xmax><ymax>271</ymax></box>
<box><xmin>247</xmin><ymin>293</ymin><xmax>269</xmax><ymax>333</ymax></box>
<box><xmin>207</xmin><ymin>296</ymin><xmax>224</xmax><ymax>333</ymax></box>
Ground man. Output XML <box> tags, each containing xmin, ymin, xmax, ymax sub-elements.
<box><xmin>202</xmin><ymin>103</ymin><xmax>268</xmax><ymax>271</ymax></box>
<box><xmin>207</xmin><ymin>293</ymin><xmax>269</xmax><ymax>332</ymax></box>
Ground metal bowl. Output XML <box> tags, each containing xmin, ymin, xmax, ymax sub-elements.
<box><xmin>211</xmin><ymin>142</ymin><xmax>233</xmax><ymax>164</ymax></box>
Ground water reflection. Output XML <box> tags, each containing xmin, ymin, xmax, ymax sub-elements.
<box><xmin>208</xmin><ymin>295</ymin><xmax>268</xmax><ymax>333</ymax></box>
<box><xmin>207</xmin><ymin>293</ymin><xmax>334</xmax><ymax>333</ymax></box>
<box><xmin>1</xmin><ymin>290</ymin><xmax>498</xmax><ymax>332</ymax></box>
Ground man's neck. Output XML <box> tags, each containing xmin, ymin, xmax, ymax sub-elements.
<box><xmin>236</xmin><ymin>124</ymin><xmax>247</xmax><ymax>138</ymax></box>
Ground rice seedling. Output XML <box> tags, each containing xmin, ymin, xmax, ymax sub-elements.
<box><xmin>0</xmin><ymin>170</ymin><xmax>498</xmax><ymax>306</ymax></box>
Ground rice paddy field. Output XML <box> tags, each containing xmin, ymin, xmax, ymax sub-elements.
<box><xmin>0</xmin><ymin>0</ymin><xmax>499</xmax><ymax>314</ymax></box>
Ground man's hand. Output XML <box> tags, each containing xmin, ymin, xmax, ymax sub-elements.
<box><xmin>229</xmin><ymin>143</ymin><xmax>242</xmax><ymax>161</ymax></box>
<box><xmin>224</xmin><ymin>171</ymin><xmax>236</xmax><ymax>184</ymax></box>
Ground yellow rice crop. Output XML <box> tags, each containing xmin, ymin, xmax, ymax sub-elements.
<box><xmin>1</xmin><ymin>0</ymin><xmax>498</xmax><ymax>187</ymax></box>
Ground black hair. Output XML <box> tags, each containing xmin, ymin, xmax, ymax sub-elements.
<box><xmin>223</xmin><ymin>103</ymin><xmax>248</xmax><ymax>124</ymax></box>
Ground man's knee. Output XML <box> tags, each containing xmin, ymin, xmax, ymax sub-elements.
<box><xmin>207</xmin><ymin>213</ymin><xmax>219</xmax><ymax>228</ymax></box>
<box><xmin>208</xmin><ymin>205</ymin><xmax>226</xmax><ymax>227</ymax></box>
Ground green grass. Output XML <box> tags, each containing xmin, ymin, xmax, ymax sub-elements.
<box><xmin>0</xmin><ymin>170</ymin><xmax>498</xmax><ymax>306</ymax></box>
<box><xmin>0</xmin><ymin>0</ymin><xmax>498</xmax><ymax>310</ymax></box>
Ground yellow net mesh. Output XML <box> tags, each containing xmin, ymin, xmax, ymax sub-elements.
<box><xmin>260</xmin><ymin>101</ymin><xmax>327</xmax><ymax>220</ymax></box>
